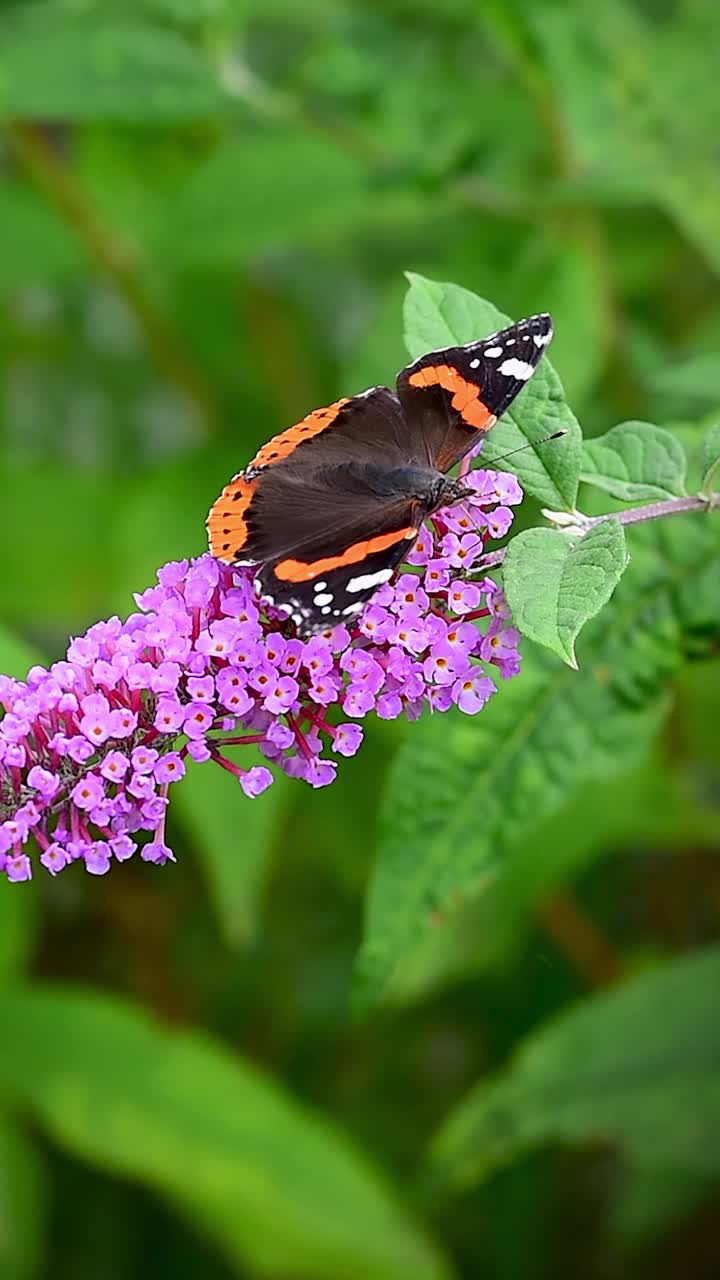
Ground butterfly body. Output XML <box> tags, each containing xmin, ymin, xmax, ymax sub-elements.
<box><xmin>208</xmin><ymin>313</ymin><xmax>553</xmax><ymax>633</ymax></box>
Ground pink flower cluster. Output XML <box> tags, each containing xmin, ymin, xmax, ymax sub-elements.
<box><xmin>0</xmin><ymin>468</ymin><xmax>523</xmax><ymax>881</ymax></box>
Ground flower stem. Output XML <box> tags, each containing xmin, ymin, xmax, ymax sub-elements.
<box><xmin>480</xmin><ymin>491</ymin><xmax>720</xmax><ymax>576</ymax></box>
<box><xmin>213</xmin><ymin>734</ymin><xmax>267</xmax><ymax>746</ymax></box>
<box><xmin>586</xmin><ymin>492</ymin><xmax>720</xmax><ymax>528</ymax></box>
<box><xmin>537</xmin><ymin>890</ymin><xmax>623</xmax><ymax>987</ymax></box>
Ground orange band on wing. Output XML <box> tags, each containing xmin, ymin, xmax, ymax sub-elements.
<box><xmin>206</xmin><ymin>473</ymin><xmax>256</xmax><ymax>563</ymax></box>
<box><xmin>249</xmin><ymin>398</ymin><xmax>351</xmax><ymax>471</ymax></box>
<box><xmin>408</xmin><ymin>365</ymin><xmax>496</xmax><ymax>431</ymax></box>
<box><xmin>274</xmin><ymin>526</ymin><xmax>418</xmax><ymax>583</ymax></box>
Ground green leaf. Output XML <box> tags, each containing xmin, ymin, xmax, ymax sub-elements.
<box><xmin>503</xmin><ymin>235</ymin><xmax>607</xmax><ymax>407</ymax></box>
<box><xmin>353</xmin><ymin>515</ymin><xmax>720</xmax><ymax>1012</ymax></box>
<box><xmin>155</xmin><ymin>134</ymin><xmax>367</xmax><ymax>266</ymax></box>
<box><xmin>581</xmin><ymin>421</ymin><xmax>688</xmax><ymax>501</ymax></box>
<box><xmin>0</xmin><ymin>621</ymin><xmax>42</xmax><ymax>680</ymax></box>
<box><xmin>403</xmin><ymin>275</ymin><xmax>583</xmax><ymax>510</ymax></box>
<box><xmin>431</xmin><ymin>947</ymin><xmax>720</xmax><ymax>1188</ymax></box>
<box><xmin>610</xmin><ymin>1164</ymin><xmax>717</xmax><ymax>1245</ymax></box>
<box><xmin>700</xmin><ymin>421</ymin><xmax>720</xmax><ymax>498</ymax></box>
<box><xmin>0</xmin><ymin>464</ymin><xmax>118</xmax><ymax>628</ymax></box>
<box><xmin>533</xmin><ymin>2</ymin><xmax>720</xmax><ymax>276</ymax></box>
<box><xmin>648</xmin><ymin>353</ymin><xmax>720</xmax><ymax>406</ymax></box>
<box><xmin>503</xmin><ymin>521</ymin><xmax>628</xmax><ymax>667</ymax></box>
<box><xmin>0</xmin><ymin>988</ymin><xmax>451</xmax><ymax>1280</ymax></box>
<box><xmin>0</xmin><ymin>1116</ymin><xmax>48</xmax><ymax>1280</ymax></box>
<box><xmin>173</xmin><ymin>756</ymin><xmax>290</xmax><ymax>948</ymax></box>
<box><xmin>0</xmin><ymin>24</ymin><xmax>225</xmax><ymax>121</ymax></box>
<box><xmin>153</xmin><ymin>134</ymin><xmax>429</xmax><ymax>268</ymax></box>
<box><xmin>380</xmin><ymin>744</ymin><xmax>720</xmax><ymax>1007</ymax></box>
<box><xmin>0</xmin><ymin>882</ymin><xmax>36</xmax><ymax>983</ymax></box>
<box><xmin>0</xmin><ymin>181</ymin><xmax>82</xmax><ymax>292</ymax></box>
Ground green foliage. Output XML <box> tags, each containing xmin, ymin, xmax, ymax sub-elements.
<box><xmin>1</xmin><ymin>2</ymin><xmax>719</xmax><ymax>1277</ymax></box>
<box><xmin>0</xmin><ymin>22</ymin><xmax>225</xmax><ymax>121</ymax></box>
<box><xmin>403</xmin><ymin>275</ymin><xmax>583</xmax><ymax>509</ymax></box>
<box><xmin>431</xmin><ymin>947</ymin><xmax>720</xmax><ymax>1187</ymax></box>
<box><xmin>173</xmin><ymin>755</ymin><xmax>290</xmax><ymax>947</ymax></box>
<box><xmin>700</xmin><ymin>422</ymin><xmax>720</xmax><ymax>499</ymax></box>
<box><xmin>381</xmin><ymin>736</ymin><xmax>720</xmax><ymax>1007</ymax></box>
<box><xmin>581</xmin><ymin>422</ymin><xmax>689</xmax><ymax>502</ymax></box>
<box><xmin>0</xmin><ymin>988</ymin><xmax>450</xmax><ymax>1280</ymax></box>
<box><xmin>0</xmin><ymin>1116</ymin><xmax>48</xmax><ymax>1280</ymax></box>
<box><xmin>355</xmin><ymin>514</ymin><xmax>720</xmax><ymax>1011</ymax></box>
<box><xmin>503</xmin><ymin>521</ymin><xmax>628</xmax><ymax>668</ymax></box>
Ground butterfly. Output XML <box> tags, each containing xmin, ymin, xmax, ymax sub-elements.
<box><xmin>207</xmin><ymin>313</ymin><xmax>553</xmax><ymax>634</ymax></box>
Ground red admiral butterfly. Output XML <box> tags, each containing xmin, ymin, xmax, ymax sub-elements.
<box><xmin>207</xmin><ymin>313</ymin><xmax>553</xmax><ymax>634</ymax></box>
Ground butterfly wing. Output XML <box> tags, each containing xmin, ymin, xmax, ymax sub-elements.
<box><xmin>396</xmin><ymin>313</ymin><xmax>553</xmax><ymax>474</ymax></box>
<box><xmin>207</xmin><ymin>388</ymin><xmax>421</xmax><ymax>632</ymax></box>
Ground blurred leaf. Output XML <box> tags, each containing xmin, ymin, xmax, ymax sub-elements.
<box><xmin>610</xmin><ymin>1164</ymin><xmax>717</xmax><ymax>1246</ymax></box>
<box><xmin>154</xmin><ymin>133</ymin><xmax>425</xmax><ymax>267</ymax></box>
<box><xmin>0</xmin><ymin>1115</ymin><xmax>48</xmax><ymax>1280</ymax></box>
<box><xmin>380</xmin><ymin>742</ymin><xmax>720</xmax><ymax>1006</ymax></box>
<box><xmin>503</xmin><ymin>521</ymin><xmax>627</xmax><ymax>668</ymax></box>
<box><xmin>354</xmin><ymin>515</ymin><xmax>720</xmax><ymax>1011</ymax></box>
<box><xmin>403</xmin><ymin>275</ymin><xmax>583</xmax><ymax>510</ymax></box>
<box><xmin>505</xmin><ymin>235</ymin><xmax>607</xmax><ymax>407</ymax></box>
<box><xmin>0</xmin><ymin>23</ymin><xmax>225</xmax><ymax>121</ymax></box>
<box><xmin>0</xmin><ymin>464</ymin><xmax>117</xmax><ymax>627</ymax></box>
<box><xmin>156</xmin><ymin>134</ymin><xmax>367</xmax><ymax>266</ymax></box>
<box><xmin>344</xmin><ymin>279</ymin><xmax>408</xmax><ymax>392</ymax></box>
<box><xmin>700</xmin><ymin>421</ymin><xmax>720</xmax><ymax>498</ymax></box>
<box><xmin>0</xmin><ymin>988</ymin><xmax>452</xmax><ymax>1280</ymax></box>
<box><xmin>0</xmin><ymin>621</ymin><xmax>42</xmax><ymax>680</ymax></box>
<box><xmin>648</xmin><ymin>353</ymin><xmax>720</xmax><ymax>406</ymax></box>
<box><xmin>173</xmin><ymin>756</ymin><xmax>290</xmax><ymax>948</ymax></box>
<box><xmin>0</xmin><ymin>182</ymin><xmax>81</xmax><ymax>293</ymax></box>
<box><xmin>534</xmin><ymin>2</ymin><xmax>720</xmax><ymax>275</ymax></box>
<box><xmin>0</xmin><ymin>883</ymin><xmax>36</xmax><ymax>983</ymax></box>
<box><xmin>581</xmin><ymin>422</ymin><xmax>688</xmax><ymax>502</ymax></box>
<box><xmin>431</xmin><ymin>947</ymin><xmax>720</xmax><ymax>1188</ymax></box>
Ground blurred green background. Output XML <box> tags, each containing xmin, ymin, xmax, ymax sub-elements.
<box><xmin>0</xmin><ymin>2</ymin><xmax>719</xmax><ymax>1279</ymax></box>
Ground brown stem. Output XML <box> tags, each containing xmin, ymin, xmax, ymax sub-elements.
<box><xmin>537</xmin><ymin>890</ymin><xmax>623</xmax><ymax>987</ymax></box>
<box><xmin>8</xmin><ymin>122</ymin><xmax>219</xmax><ymax>430</ymax></box>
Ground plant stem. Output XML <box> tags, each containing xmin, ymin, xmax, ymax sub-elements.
<box><xmin>586</xmin><ymin>493</ymin><xmax>719</xmax><ymax>528</ymax></box>
<box><xmin>537</xmin><ymin>890</ymin><xmax>624</xmax><ymax>987</ymax></box>
<box><xmin>8</xmin><ymin>122</ymin><xmax>219</xmax><ymax>431</ymax></box>
<box><xmin>477</xmin><ymin>492</ymin><xmax>720</xmax><ymax>576</ymax></box>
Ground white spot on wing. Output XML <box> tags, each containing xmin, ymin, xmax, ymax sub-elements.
<box><xmin>533</xmin><ymin>331</ymin><xmax>553</xmax><ymax>347</ymax></box>
<box><xmin>314</xmin><ymin>592</ymin><xmax>333</xmax><ymax>606</ymax></box>
<box><xmin>343</xmin><ymin>602</ymin><xmax>364</xmax><ymax>615</ymax></box>
<box><xmin>321</xmin><ymin>606</ymin><xmax>332</xmax><ymax>615</ymax></box>
<box><xmin>484</xmin><ymin>346</ymin><xmax>502</xmax><ymax>358</ymax></box>
<box><xmin>346</xmin><ymin>567</ymin><xmax>394</xmax><ymax>593</ymax></box>
<box><xmin>469</xmin><ymin>357</ymin><xmax>480</xmax><ymax>369</ymax></box>
<box><xmin>313</xmin><ymin>580</ymin><xmax>328</xmax><ymax>592</ymax></box>
<box><xmin>499</xmin><ymin>358</ymin><xmax>535</xmax><ymax>380</ymax></box>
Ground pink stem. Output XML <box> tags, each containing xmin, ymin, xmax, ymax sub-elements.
<box><xmin>210</xmin><ymin>750</ymin><xmax>246</xmax><ymax>780</ymax></box>
<box><xmin>213</xmin><ymin>733</ymin><xmax>267</xmax><ymax>746</ymax></box>
<box><xmin>461</xmin><ymin>607</ymin><xmax>492</xmax><ymax>623</ymax></box>
<box><xmin>286</xmin><ymin>712</ymin><xmax>313</xmax><ymax>760</ymax></box>
<box><xmin>302</xmin><ymin>706</ymin><xmax>335</xmax><ymax>737</ymax></box>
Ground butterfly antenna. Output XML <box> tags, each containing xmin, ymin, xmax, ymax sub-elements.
<box><xmin>484</xmin><ymin>429</ymin><xmax>566</xmax><ymax>468</ymax></box>
<box><xmin>458</xmin><ymin>431</ymin><xmax>567</xmax><ymax>540</ymax></box>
